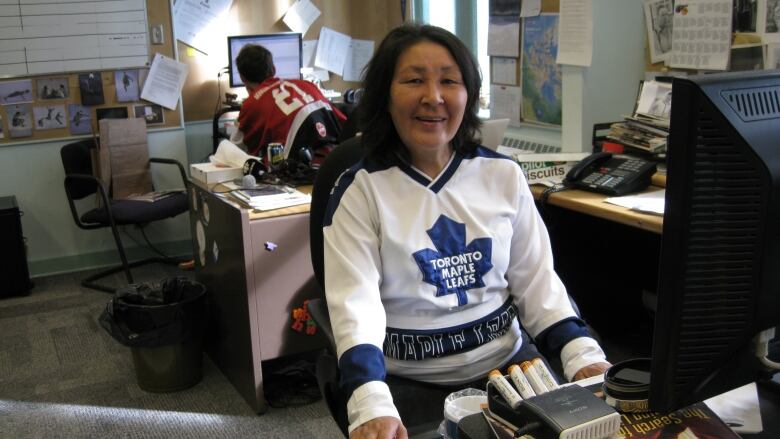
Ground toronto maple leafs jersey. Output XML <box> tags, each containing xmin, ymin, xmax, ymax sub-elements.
<box><xmin>322</xmin><ymin>146</ymin><xmax>606</xmax><ymax>432</ymax></box>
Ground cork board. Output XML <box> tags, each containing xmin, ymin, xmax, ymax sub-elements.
<box><xmin>0</xmin><ymin>0</ymin><xmax>181</xmax><ymax>145</ymax></box>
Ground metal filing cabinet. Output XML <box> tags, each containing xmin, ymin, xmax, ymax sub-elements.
<box><xmin>0</xmin><ymin>196</ymin><xmax>32</xmax><ymax>297</ymax></box>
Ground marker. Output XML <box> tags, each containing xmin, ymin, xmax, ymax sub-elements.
<box><xmin>520</xmin><ymin>361</ymin><xmax>549</xmax><ymax>395</ymax></box>
<box><xmin>531</xmin><ymin>357</ymin><xmax>560</xmax><ymax>391</ymax></box>
<box><xmin>508</xmin><ymin>364</ymin><xmax>537</xmax><ymax>399</ymax></box>
<box><xmin>488</xmin><ymin>369</ymin><xmax>523</xmax><ymax>409</ymax></box>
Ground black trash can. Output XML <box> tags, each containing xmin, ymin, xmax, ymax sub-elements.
<box><xmin>100</xmin><ymin>276</ymin><xmax>207</xmax><ymax>392</ymax></box>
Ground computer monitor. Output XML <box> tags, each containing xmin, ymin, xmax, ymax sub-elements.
<box><xmin>227</xmin><ymin>33</ymin><xmax>302</xmax><ymax>88</ymax></box>
<box><xmin>648</xmin><ymin>69</ymin><xmax>780</xmax><ymax>412</ymax></box>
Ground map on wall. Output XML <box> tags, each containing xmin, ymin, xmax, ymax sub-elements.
<box><xmin>0</xmin><ymin>0</ymin><xmax>149</xmax><ymax>77</ymax></box>
<box><xmin>521</xmin><ymin>13</ymin><xmax>562</xmax><ymax>126</ymax></box>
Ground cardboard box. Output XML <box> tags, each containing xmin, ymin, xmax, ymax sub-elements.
<box><xmin>190</xmin><ymin>163</ymin><xmax>243</xmax><ymax>184</ymax></box>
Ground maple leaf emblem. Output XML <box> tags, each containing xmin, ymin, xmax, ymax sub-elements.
<box><xmin>413</xmin><ymin>215</ymin><xmax>493</xmax><ymax>306</ymax></box>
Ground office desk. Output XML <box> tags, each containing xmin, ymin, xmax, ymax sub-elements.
<box><xmin>457</xmin><ymin>377</ymin><xmax>780</xmax><ymax>438</ymax></box>
<box><xmin>187</xmin><ymin>183</ymin><xmax>324</xmax><ymax>414</ymax></box>
<box><xmin>529</xmin><ymin>185</ymin><xmax>663</xmax><ymax>235</ymax></box>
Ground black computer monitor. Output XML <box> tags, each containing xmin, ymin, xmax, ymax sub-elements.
<box><xmin>227</xmin><ymin>33</ymin><xmax>302</xmax><ymax>88</ymax></box>
<box><xmin>648</xmin><ymin>69</ymin><xmax>780</xmax><ymax>412</ymax></box>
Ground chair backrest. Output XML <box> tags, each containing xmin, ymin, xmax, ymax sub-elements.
<box><xmin>309</xmin><ymin>135</ymin><xmax>366</xmax><ymax>290</ymax></box>
<box><xmin>60</xmin><ymin>138</ymin><xmax>98</xmax><ymax>200</ymax></box>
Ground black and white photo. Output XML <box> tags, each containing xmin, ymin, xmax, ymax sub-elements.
<box><xmin>37</xmin><ymin>77</ymin><xmax>69</xmax><ymax>100</ymax></box>
<box><xmin>643</xmin><ymin>0</ymin><xmax>674</xmax><ymax>63</ymax></box>
<box><xmin>115</xmin><ymin>69</ymin><xmax>139</xmax><ymax>102</ymax></box>
<box><xmin>68</xmin><ymin>104</ymin><xmax>93</xmax><ymax>135</ymax></box>
<box><xmin>7</xmin><ymin>104</ymin><xmax>32</xmax><ymax>138</ymax></box>
<box><xmin>33</xmin><ymin>105</ymin><xmax>66</xmax><ymax>130</ymax></box>
<box><xmin>134</xmin><ymin>104</ymin><xmax>164</xmax><ymax>125</ymax></box>
<box><xmin>78</xmin><ymin>72</ymin><xmax>105</xmax><ymax>106</ymax></box>
<box><xmin>636</xmin><ymin>80</ymin><xmax>673</xmax><ymax>120</ymax></box>
<box><xmin>0</xmin><ymin>79</ymin><xmax>34</xmax><ymax>104</ymax></box>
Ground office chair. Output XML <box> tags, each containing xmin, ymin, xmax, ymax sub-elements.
<box><xmin>307</xmin><ymin>137</ymin><xmax>594</xmax><ymax>436</ymax></box>
<box><xmin>60</xmin><ymin>138</ymin><xmax>190</xmax><ymax>293</ymax></box>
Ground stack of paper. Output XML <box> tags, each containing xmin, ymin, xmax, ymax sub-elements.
<box><xmin>231</xmin><ymin>185</ymin><xmax>311</xmax><ymax>211</ymax></box>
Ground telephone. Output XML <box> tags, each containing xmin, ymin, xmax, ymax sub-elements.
<box><xmin>563</xmin><ymin>152</ymin><xmax>657</xmax><ymax>196</ymax></box>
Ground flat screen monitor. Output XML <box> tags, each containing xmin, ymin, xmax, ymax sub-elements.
<box><xmin>648</xmin><ymin>69</ymin><xmax>780</xmax><ymax>412</ymax></box>
<box><xmin>227</xmin><ymin>33</ymin><xmax>302</xmax><ymax>88</ymax></box>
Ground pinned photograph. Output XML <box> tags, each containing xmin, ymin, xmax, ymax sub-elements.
<box><xmin>133</xmin><ymin>104</ymin><xmax>164</xmax><ymax>125</ymax></box>
<box><xmin>96</xmin><ymin>106</ymin><xmax>128</xmax><ymax>121</ymax></box>
<box><xmin>0</xmin><ymin>79</ymin><xmax>34</xmax><ymax>104</ymax></box>
<box><xmin>8</xmin><ymin>104</ymin><xmax>33</xmax><ymax>138</ymax></box>
<box><xmin>37</xmin><ymin>77</ymin><xmax>69</xmax><ymax>100</ymax></box>
<box><xmin>767</xmin><ymin>0</ymin><xmax>780</xmax><ymax>33</ymax></box>
<box><xmin>33</xmin><ymin>105</ymin><xmax>66</xmax><ymax>130</ymax></box>
<box><xmin>68</xmin><ymin>104</ymin><xmax>93</xmax><ymax>135</ymax></box>
<box><xmin>78</xmin><ymin>72</ymin><xmax>105</xmax><ymax>106</ymax></box>
<box><xmin>115</xmin><ymin>69</ymin><xmax>139</xmax><ymax>102</ymax></box>
<box><xmin>643</xmin><ymin>0</ymin><xmax>673</xmax><ymax>63</ymax></box>
<box><xmin>636</xmin><ymin>80</ymin><xmax>673</xmax><ymax>120</ymax></box>
<box><xmin>733</xmin><ymin>0</ymin><xmax>758</xmax><ymax>33</ymax></box>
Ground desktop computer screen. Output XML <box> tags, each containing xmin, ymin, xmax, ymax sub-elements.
<box><xmin>648</xmin><ymin>69</ymin><xmax>780</xmax><ymax>412</ymax></box>
<box><xmin>227</xmin><ymin>33</ymin><xmax>302</xmax><ymax>88</ymax></box>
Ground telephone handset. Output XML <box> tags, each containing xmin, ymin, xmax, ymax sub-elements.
<box><xmin>563</xmin><ymin>152</ymin><xmax>657</xmax><ymax>196</ymax></box>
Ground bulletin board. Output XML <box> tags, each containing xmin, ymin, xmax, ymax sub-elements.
<box><xmin>0</xmin><ymin>0</ymin><xmax>181</xmax><ymax>145</ymax></box>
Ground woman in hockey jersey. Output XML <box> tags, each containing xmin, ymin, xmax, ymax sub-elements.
<box><xmin>322</xmin><ymin>24</ymin><xmax>611</xmax><ymax>439</ymax></box>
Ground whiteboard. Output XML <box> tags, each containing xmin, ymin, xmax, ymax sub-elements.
<box><xmin>0</xmin><ymin>0</ymin><xmax>150</xmax><ymax>77</ymax></box>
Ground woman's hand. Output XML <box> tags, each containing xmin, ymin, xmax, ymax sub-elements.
<box><xmin>350</xmin><ymin>416</ymin><xmax>408</xmax><ymax>439</ymax></box>
<box><xmin>572</xmin><ymin>362</ymin><xmax>611</xmax><ymax>382</ymax></box>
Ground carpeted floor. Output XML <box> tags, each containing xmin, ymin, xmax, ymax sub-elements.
<box><xmin>0</xmin><ymin>265</ymin><xmax>344</xmax><ymax>439</ymax></box>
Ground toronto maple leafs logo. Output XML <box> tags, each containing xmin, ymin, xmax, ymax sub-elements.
<box><xmin>413</xmin><ymin>215</ymin><xmax>493</xmax><ymax>306</ymax></box>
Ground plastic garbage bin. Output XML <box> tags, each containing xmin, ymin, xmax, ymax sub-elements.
<box><xmin>99</xmin><ymin>276</ymin><xmax>207</xmax><ymax>392</ymax></box>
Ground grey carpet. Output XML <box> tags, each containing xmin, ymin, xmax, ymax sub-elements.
<box><xmin>0</xmin><ymin>265</ymin><xmax>343</xmax><ymax>438</ymax></box>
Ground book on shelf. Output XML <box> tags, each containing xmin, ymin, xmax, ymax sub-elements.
<box><xmin>616</xmin><ymin>401</ymin><xmax>739</xmax><ymax>439</ymax></box>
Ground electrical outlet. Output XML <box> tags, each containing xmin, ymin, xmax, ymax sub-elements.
<box><xmin>151</xmin><ymin>24</ymin><xmax>164</xmax><ymax>45</ymax></box>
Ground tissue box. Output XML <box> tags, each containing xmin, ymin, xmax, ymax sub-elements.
<box><xmin>190</xmin><ymin>163</ymin><xmax>243</xmax><ymax>184</ymax></box>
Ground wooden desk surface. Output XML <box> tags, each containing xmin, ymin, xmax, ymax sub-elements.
<box><xmin>530</xmin><ymin>185</ymin><xmax>664</xmax><ymax>235</ymax></box>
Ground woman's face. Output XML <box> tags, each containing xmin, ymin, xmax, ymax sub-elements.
<box><xmin>388</xmin><ymin>40</ymin><xmax>467</xmax><ymax>158</ymax></box>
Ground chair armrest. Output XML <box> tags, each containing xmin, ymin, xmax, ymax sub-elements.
<box><xmin>63</xmin><ymin>173</ymin><xmax>115</xmax><ymax>230</ymax></box>
<box><xmin>149</xmin><ymin>157</ymin><xmax>189</xmax><ymax>189</ymax></box>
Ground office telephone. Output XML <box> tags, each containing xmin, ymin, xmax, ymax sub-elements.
<box><xmin>563</xmin><ymin>152</ymin><xmax>657</xmax><ymax>196</ymax></box>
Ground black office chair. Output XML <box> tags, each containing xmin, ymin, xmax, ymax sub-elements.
<box><xmin>60</xmin><ymin>138</ymin><xmax>190</xmax><ymax>293</ymax></box>
<box><xmin>308</xmin><ymin>135</ymin><xmax>365</xmax><ymax>437</ymax></box>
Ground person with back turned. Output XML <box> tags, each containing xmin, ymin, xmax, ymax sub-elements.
<box><xmin>230</xmin><ymin>44</ymin><xmax>346</xmax><ymax>166</ymax></box>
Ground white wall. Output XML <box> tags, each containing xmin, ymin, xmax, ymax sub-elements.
<box><xmin>0</xmin><ymin>128</ymin><xmax>192</xmax><ymax>277</ymax></box>
<box><xmin>561</xmin><ymin>0</ymin><xmax>647</xmax><ymax>151</ymax></box>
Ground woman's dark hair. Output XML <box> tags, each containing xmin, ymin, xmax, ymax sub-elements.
<box><xmin>357</xmin><ymin>23</ymin><xmax>482</xmax><ymax>163</ymax></box>
<box><xmin>235</xmin><ymin>44</ymin><xmax>275</xmax><ymax>84</ymax></box>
